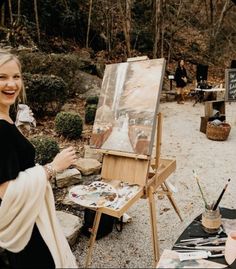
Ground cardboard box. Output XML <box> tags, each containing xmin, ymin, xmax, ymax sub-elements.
<box><xmin>204</xmin><ymin>100</ymin><xmax>225</xmax><ymax>118</ymax></box>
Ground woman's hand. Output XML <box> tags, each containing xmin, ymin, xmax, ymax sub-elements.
<box><xmin>50</xmin><ymin>146</ymin><xmax>77</xmax><ymax>173</ymax></box>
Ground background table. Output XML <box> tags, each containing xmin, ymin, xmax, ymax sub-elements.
<box><xmin>193</xmin><ymin>88</ymin><xmax>226</xmax><ymax>106</ymax></box>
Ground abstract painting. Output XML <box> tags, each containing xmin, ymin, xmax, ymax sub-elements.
<box><xmin>90</xmin><ymin>58</ymin><xmax>166</xmax><ymax>155</ymax></box>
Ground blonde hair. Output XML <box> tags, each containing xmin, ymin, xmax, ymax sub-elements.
<box><xmin>0</xmin><ymin>49</ymin><xmax>26</xmax><ymax>103</ymax></box>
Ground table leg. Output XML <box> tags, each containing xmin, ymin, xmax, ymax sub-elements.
<box><xmin>162</xmin><ymin>182</ymin><xmax>183</xmax><ymax>222</ymax></box>
<box><xmin>148</xmin><ymin>186</ymin><xmax>160</xmax><ymax>267</ymax></box>
<box><xmin>85</xmin><ymin>211</ymin><xmax>102</xmax><ymax>268</ymax></box>
<box><xmin>193</xmin><ymin>90</ymin><xmax>204</xmax><ymax>106</ymax></box>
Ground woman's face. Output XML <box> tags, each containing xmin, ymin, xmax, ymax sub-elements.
<box><xmin>180</xmin><ymin>60</ymin><xmax>184</xmax><ymax>67</ymax></box>
<box><xmin>0</xmin><ymin>60</ymin><xmax>22</xmax><ymax>109</ymax></box>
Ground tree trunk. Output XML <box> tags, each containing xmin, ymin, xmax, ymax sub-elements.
<box><xmin>63</xmin><ymin>0</ymin><xmax>69</xmax><ymax>11</ymax></box>
<box><xmin>125</xmin><ymin>0</ymin><xmax>131</xmax><ymax>57</ymax></box>
<box><xmin>153</xmin><ymin>0</ymin><xmax>164</xmax><ymax>59</ymax></box>
<box><xmin>153</xmin><ymin>0</ymin><xmax>158</xmax><ymax>58</ymax></box>
<box><xmin>104</xmin><ymin>0</ymin><xmax>111</xmax><ymax>53</ymax></box>
<box><xmin>161</xmin><ymin>17</ymin><xmax>164</xmax><ymax>57</ymax></box>
<box><xmin>86</xmin><ymin>0</ymin><xmax>93</xmax><ymax>48</ymax></box>
<box><xmin>166</xmin><ymin>0</ymin><xmax>184</xmax><ymax>63</ymax></box>
<box><xmin>17</xmin><ymin>0</ymin><xmax>21</xmax><ymax>24</ymax></box>
<box><xmin>8</xmin><ymin>0</ymin><xmax>13</xmax><ymax>24</ymax></box>
<box><xmin>34</xmin><ymin>0</ymin><xmax>40</xmax><ymax>43</ymax></box>
<box><xmin>214</xmin><ymin>0</ymin><xmax>231</xmax><ymax>39</ymax></box>
<box><xmin>118</xmin><ymin>0</ymin><xmax>132</xmax><ymax>58</ymax></box>
<box><xmin>204</xmin><ymin>0</ymin><xmax>209</xmax><ymax>24</ymax></box>
<box><xmin>0</xmin><ymin>3</ymin><xmax>5</xmax><ymax>26</ymax></box>
<box><xmin>209</xmin><ymin>0</ymin><xmax>214</xmax><ymax>48</ymax></box>
<box><xmin>208</xmin><ymin>0</ymin><xmax>232</xmax><ymax>57</ymax></box>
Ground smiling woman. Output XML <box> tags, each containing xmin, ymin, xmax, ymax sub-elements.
<box><xmin>0</xmin><ymin>51</ymin><xmax>25</xmax><ymax>123</ymax></box>
<box><xmin>0</xmin><ymin>50</ymin><xmax>78</xmax><ymax>268</ymax></box>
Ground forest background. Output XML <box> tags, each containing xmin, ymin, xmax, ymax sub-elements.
<box><xmin>1</xmin><ymin>0</ymin><xmax>236</xmax><ymax>70</ymax></box>
<box><xmin>1</xmin><ymin>0</ymin><xmax>236</xmax><ymax>151</ymax></box>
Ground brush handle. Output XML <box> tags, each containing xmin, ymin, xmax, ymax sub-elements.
<box><xmin>213</xmin><ymin>189</ymin><xmax>226</xmax><ymax>210</ymax></box>
<box><xmin>193</xmin><ymin>171</ymin><xmax>209</xmax><ymax>208</ymax></box>
<box><xmin>212</xmin><ymin>180</ymin><xmax>230</xmax><ymax>210</ymax></box>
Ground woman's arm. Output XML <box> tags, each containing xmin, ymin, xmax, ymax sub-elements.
<box><xmin>0</xmin><ymin>181</ymin><xmax>9</xmax><ymax>199</ymax></box>
<box><xmin>0</xmin><ymin>147</ymin><xmax>77</xmax><ymax>198</ymax></box>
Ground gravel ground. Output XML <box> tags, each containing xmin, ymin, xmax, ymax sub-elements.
<box><xmin>72</xmin><ymin>100</ymin><xmax>236</xmax><ymax>268</ymax></box>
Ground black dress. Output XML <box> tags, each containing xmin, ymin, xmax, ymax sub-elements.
<box><xmin>0</xmin><ymin>119</ymin><xmax>55</xmax><ymax>269</ymax></box>
<box><xmin>174</xmin><ymin>66</ymin><xmax>187</xmax><ymax>88</ymax></box>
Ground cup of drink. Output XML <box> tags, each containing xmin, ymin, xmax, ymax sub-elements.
<box><xmin>225</xmin><ymin>231</ymin><xmax>236</xmax><ymax>266</ymax></box>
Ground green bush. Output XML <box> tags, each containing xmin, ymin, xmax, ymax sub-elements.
<box><xmin>85</xmin><ymin>96</ymin><xmax>99</xmax><ymax>106</ymax></box>
<box><xmin>19</xmin><ymin>52</ymin><xmax>93</xmax><ymax>97</ymax></box>
<box><xmin>55</xmin><ymin>112</ymin><xmax>83</xmax><ymax>139</ymax></box>
<box><xmin>30</xmin><ymin>136</ymin><xmax>60</xmax><ymax>165</ymax></box>
<box><xmin>85</xmin><ymin>104</ymin><xmax>97</xmax><ymax>124</ymax></box>
<box><xmin>23</xmin><ymin>73</ymin><xmax>68</xmax><ymax>117</ymax></box>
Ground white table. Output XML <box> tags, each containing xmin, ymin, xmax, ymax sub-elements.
<box><xmin>195</xmin><ymin>87</ymin><xmax>225</xmax><ymax>92</ymax></box>
<box><xmin>193</xmin><ymin>88</ymin><xmax>225</xmax><ymax>106</ymax></box>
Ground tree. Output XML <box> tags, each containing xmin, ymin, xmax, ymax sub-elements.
<box><xmin>153</xmin><ymin>0</ymin><xmax>164</xmax><ymax>58</ymax></box>
<box><xmin>8</xmin><ymin>0</ymin><xmax>12</xmax><ymax>24</ymax></box>
<box><xmin>17</xmin><ymin>0</ymin><xmax>21</xmax><ymax>24</ymax></box>
<box><xmin>86</xmin><ymin>0</ymin><xmax>93</xmax><ymax>48</ymax></box>
<box><xmin>163</xmin><ymin>0</ymin><xmax>186</xmax><ymax>63</ymax></box>
<box><xmin>118</xmin><ymin>0</ymin><xmax>132</xmax><ymax>58</ymax></box>
<box><xmin>33</xmin><ymin>0</ymin><xmax>40</xmax><ymax>42</ymax></box>
<box><xmin>205</xmin><ymin>0</ymin><xmax>234</xmax><ymax>59</ymax></box>
<box><xmin>0</xmin><ymin>1</ymin><xmax>5</xmax><ymax>26</ymax></box>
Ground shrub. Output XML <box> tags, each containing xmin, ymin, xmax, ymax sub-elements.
<box><xmin>19</xmin><ymin>52</ymin><xmax>94</xmax><ymax>97</ymax></box>
<box><xmin>23</xmin><ymin>73</ymin><xmax>68</xmax><ymax>117</ymax></box>
<box><xmin>55</xmin><ymin>112</ymin><xmax>83</xmax><ymax>139</ymax></box>
<box><xmin>85</xmin><ymin>104</ymin><xmax>97</xmax><ymax>124</ymax></box>
<box><xmin>85</xmin><ymin>96</ymin><xmax>99</xmax><ymax>106</ymax></box>
<box><xmin>30</xmin><ymin>136</ymin><xmax>60</xmax><ymax>165</ymax></box>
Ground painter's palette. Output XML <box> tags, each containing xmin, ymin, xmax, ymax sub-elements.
<box><xmin>69</xmin><ymin>181</ymin><xmax>118</xmax><ymax>208</ymax></box>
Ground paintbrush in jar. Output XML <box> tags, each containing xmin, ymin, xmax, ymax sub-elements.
<box><xmin>212</xmin><ymin>179</ymin><xmax>231</xmax><ymax>211</ymax></box>
<box><xmin>193</xmin><ymin>170</ymin><xmax>209</xmax><ymax>209</ymax></box>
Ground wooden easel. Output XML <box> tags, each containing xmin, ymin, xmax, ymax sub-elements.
<box><xmin>84</xmin><ymin>113</ymin><xmax>182</xmax><ymax>268</ymax></box>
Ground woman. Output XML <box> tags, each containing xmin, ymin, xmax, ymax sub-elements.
<box><xmin>0</xmin><ymin>50</ymin><xmax>78</xmax><ymax>268</ymax></box>
<box><xmin>174</xmin><ymin>59</ymin><xmax>188</xmax><ymax>104</ymax></box>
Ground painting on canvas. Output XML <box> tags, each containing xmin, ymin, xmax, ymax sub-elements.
<box><xmin>90</xmin><ymin>58</ymin><xmax>165</xmax><ymax>155</ymax></box>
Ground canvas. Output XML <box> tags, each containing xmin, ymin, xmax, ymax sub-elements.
<box><xmin>90</xmin><ymin>58</ymin><xmax>166</xmax><ymax>155</ymax></box>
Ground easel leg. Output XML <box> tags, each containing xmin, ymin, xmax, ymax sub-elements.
<box><xmin>148</xmin><ymin>186</ymin><xmax>160</xmax><ymax>267</ymax></box>
<box><xmin>161</xmin><ymin>183</ymin><xmax>183</xmax><ymax>222</ymax></box>
<box><xmin>85</xmin><ymin>211</ymin><xmax>102</xmax><ymax>268</ymax></box>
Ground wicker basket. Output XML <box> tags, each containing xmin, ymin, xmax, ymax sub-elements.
<box><xmin>206</xmin><ymin>122</ymin><xmax>231</xmax><ymax>141</ymax></box>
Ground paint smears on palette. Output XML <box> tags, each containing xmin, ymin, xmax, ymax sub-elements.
<box><xmin>69</xmin><ymin>181</ymin><xmax>118</xmax><ymax>208</ymax></box>
<box><xmin>107</xmin><ymin>182</ymin><xmax>142</xmax><ymax>210</ymax></box>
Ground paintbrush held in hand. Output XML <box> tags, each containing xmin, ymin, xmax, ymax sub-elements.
<box><xmin>212</xmin><ymin>179</ymin><xmax>231</xmax><ymax>211</ymax></box>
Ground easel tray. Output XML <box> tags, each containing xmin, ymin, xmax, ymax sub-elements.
<box><xmin>88</xmin><ymin>179</ymin><xmax>144</xmax><ymax>218</ymax></box>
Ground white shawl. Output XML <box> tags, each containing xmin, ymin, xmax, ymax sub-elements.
<box><xmin>0</xmin><ymin>165</ymin><xmax>77</xmax><ymax>268</ymax></box>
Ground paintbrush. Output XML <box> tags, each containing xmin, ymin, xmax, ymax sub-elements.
<box><xmin>212</xmin><ymin>179</ymin><xmax>231</xmax><ymax>211</ymax></box>
<box><xmin>193</xmin><ymin>170</ymin><xmax>209</xmax><ymax>209</ymax></box>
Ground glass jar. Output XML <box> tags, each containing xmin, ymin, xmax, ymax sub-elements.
<box><xmin>201</xmin><ymin>207</ymin><xmax>221</xmax><ymax>234</ymax></box>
